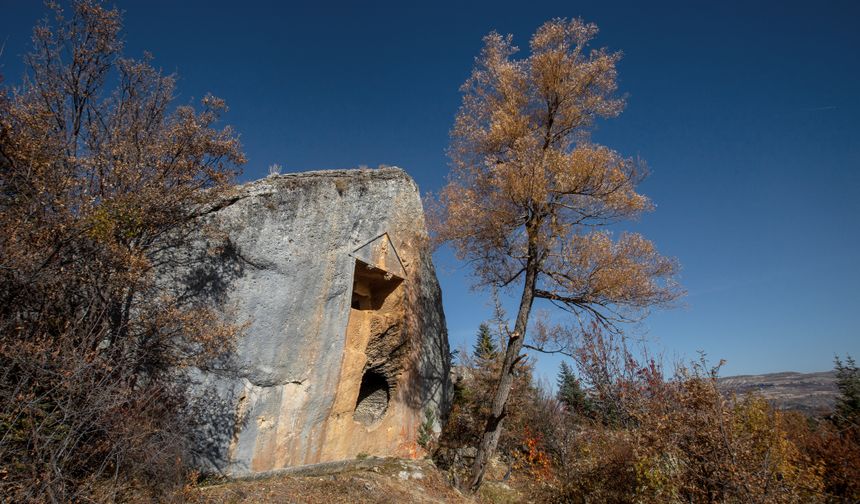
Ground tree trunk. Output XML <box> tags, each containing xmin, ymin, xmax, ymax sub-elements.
<box><xmin>467</xmin><ymin>233</ymin><xmax>540</xmax><ymax>493</ymax></box>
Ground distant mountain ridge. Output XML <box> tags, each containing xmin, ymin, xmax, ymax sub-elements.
<box><xmin>718</xmin><ymin>371</ymin><xmax>837</xmax><ymax>415</ymax></box>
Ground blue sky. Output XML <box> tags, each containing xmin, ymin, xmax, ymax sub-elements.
<box><xmin>2</xmin><ymin>0</ymin><xmax>858</xmax><ymax>380</ymax></box>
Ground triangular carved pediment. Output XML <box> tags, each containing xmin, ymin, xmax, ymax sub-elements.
<box><xmin>350</xmin><ymin>233</ymin><xmax>406</xmax><ymax>278</ymax></box>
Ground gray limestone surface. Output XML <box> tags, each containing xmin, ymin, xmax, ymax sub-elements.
<box><xmin>165</xmin><ymin>167</ymin><xmax>450</xmax><ymax>476</ymax></box>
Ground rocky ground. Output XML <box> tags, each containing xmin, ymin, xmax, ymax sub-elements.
<box><xmin>718</xmin><ymin>370</ymin><xmax>838</xmax><ymax>415</ymax></box>
<box><xmin>190</xmin><ymin>457</ymin><xmax>525</xmax><ymax>504</ymax></box>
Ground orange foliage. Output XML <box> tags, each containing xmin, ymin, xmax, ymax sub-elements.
<box><xmin>512</xmin><ymin>428</ymin><xmax>553</xmax><ymax>483</ymax></box>
<box><xmin>0</xmin><ymin>1</ymin><xmax>244</xmax><ymax>500</ymax></box>
<box><xmin>428</xmin><ymin>17</ymin><xmax>683</xmax><ymax>492</ymax></box>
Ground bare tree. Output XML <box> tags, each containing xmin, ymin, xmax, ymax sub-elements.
<box><xmin>429</xmin><ymin>18</ymin><xmax>682</xmax><ymax>492</ymax></box>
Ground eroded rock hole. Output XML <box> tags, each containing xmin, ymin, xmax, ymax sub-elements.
<box><xmin>353</xmin><ymin>369</ymin><xmax>390</xmax><ymax>425</ymax></box>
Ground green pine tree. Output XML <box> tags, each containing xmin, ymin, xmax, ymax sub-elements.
<box><xmin>556</xmin><ymin>361</ymin><xmax>591</xmax><ymax>415</ymax></box>
<box><xmin>473</xmin><ymin>323</ymin><xmax>498</xmax><ymax>361</ymax></box>
<box><xmin>834</xmin><ymin>354</ymin><xmax>860</xmax><ymax>426</ymax></box>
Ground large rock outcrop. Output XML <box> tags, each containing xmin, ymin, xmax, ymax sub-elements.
<box><xmin>170</xmin><ymin>167</ymin><xmax>450</xmax><ymax>476</ymax></box>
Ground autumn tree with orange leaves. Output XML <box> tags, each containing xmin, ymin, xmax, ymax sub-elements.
<box><xmin>429</xmin><ymin>18</ymin><xmax>683</xmax><ymax>492</ymax></box>
<box><xmin>0</xmin><ymin>1</ymin><xmax>244</xmax><ymax>500</ymax></box>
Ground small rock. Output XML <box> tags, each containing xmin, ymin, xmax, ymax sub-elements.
<box><xmin>397</xmin><ymin>469</ymin><xmax>424</xmax><ymax>480</ymax></box>
<box><xmin>457</xmin><ymin>447</ymin><xmax>477</xmax><ymax>458</ymax></box>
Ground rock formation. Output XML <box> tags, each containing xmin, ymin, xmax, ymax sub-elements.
<box><xmin>168</xmin><ymin>167</ymin><xmax>450</xmax><ymax>476</ymax></box>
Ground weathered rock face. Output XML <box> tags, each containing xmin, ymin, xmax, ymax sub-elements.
<box><xmin>172</xmin><ymin>168</ymin><xmax>450</xmax><ymax>476</ymax></box>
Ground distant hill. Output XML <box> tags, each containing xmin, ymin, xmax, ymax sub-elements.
<box><xmin>718</xmin><ymin>371</ymin><xmax>838</xmax><ymax>415</ymax></box>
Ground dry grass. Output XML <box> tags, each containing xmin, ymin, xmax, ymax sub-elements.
<box><xmin>190</xmin><ymin>458</ymin><xmax>482</xmax><ymax>504</ymax></box>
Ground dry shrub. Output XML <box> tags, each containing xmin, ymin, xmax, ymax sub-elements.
<box><xmin>543</xmin><ymin>427</ymin><xmax>637</xmax><ymax>504</ymax></box>
<box><xmin>783</xmin><ymin>413</ymin><xmax>860</xmax><ymax>502</ymax></box>
<box><xmin>0</xmin><ymin>1</ymin><xmax>244</xmax><ymax>501</ymax></box>
<box><xmin>439</xmin><ymin>321</ymin><xmax>860</xmax><ymax>502</ymax></box>
<box><xmin>435</xmin><ymin>326</ymin><xmax>539</xmax><ymax>486</ymax></box>
<box><xmin>626</xmin><ymin>373</ymin><xmax>825</xmax><ymax>503</ymax></box>
<box><xmin>436</xmin><ymin>327</ymin><xmax>860</xmax><ymax>503</ymax></box>
<box><xmin>475</xmin><ymin>326</ymin><xmax>847</xmax><ymax>503</ymax></box>
<box><xmin>521</xmin><ymin>384</ymin><xmax>828</xmax><ymax>503</ymax></box>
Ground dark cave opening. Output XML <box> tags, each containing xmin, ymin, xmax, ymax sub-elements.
<box><xmin>353</xmin><ymin>369</ymin><xmax>390</xmax><ymax>425</ymax></box>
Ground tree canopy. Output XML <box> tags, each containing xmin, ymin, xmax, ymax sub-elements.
<box><xmin>834</xmin><ymin>354</ymin><xmax>860</xmax><ymax>427</ymax></box>
<box><xmin>429</xmin><ymin>18</ymin><xmax>683</xmax><ymax>492</ymax></box>
<box><xmin>0</xmin><ymin>1</ymin><xmax>244</xmax><ymax>499</ymax></box>
<box><xmin>432</xmin><ymin>19</ymin><xmax>680</xmax><ymax>330</ymax></box>
<box><xmin>556</xmin><ymin>361</ymin><xmax>591</xmax><ymax>415</ymax></box>
<box><xmin>473</xmin><ymin>322</ymin><xmax>499</xmax><ymax>361</ymax></box>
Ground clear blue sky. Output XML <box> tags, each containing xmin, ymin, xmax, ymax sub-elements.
<box><xmin>2</xmin><ymin>0</ymin><xmax>858</xmax><ymax>379</ymax></box>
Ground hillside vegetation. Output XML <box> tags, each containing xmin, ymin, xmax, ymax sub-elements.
<box><xmin>718</xmin><ymin>371</ymin><xmax>837</xmax><ymax>414</ymax></box>
<box><xmin>188</xmin><ymin>348</ymin><xmax>860</xmax><ymax>504</ymax></box>
<box><xmin>430</xmin><ymin>325</ymin><xmax>860</xmax><ymax>503</ymax></box>
<box><xmin>2</xmin><ymin>2</ymin><xmax>858</xmax><ymax>503</ymax></box>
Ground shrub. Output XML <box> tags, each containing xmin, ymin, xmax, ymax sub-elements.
<box><xmin>0</xmin><ymin>1</ymin><xmax>244</xmax><ymax>500</ymax></box>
